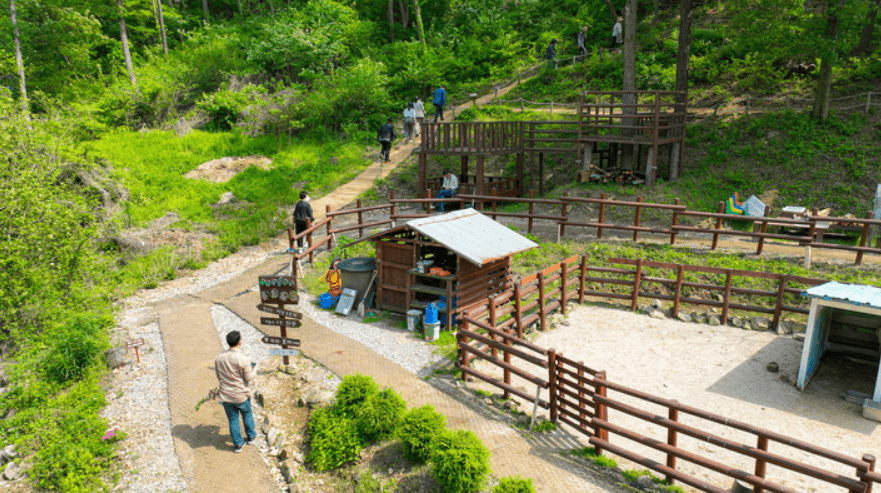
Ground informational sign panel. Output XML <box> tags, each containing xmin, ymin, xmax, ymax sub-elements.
<box><xmin>261</xmin><ymin>336</ymin><xmax>301</xmax><ymax>347</ymax></box>
<box><xmin>256</xmin><ymin>304</ymin><xmax>302</xmax><ymax>320</ymax></box>
<box><xmin>269</xmin><ymin>348</ymin><xmax>300</xmax><ymax>357</ymax></box>
<box><xmin>258</xmin><ymin>276</ymin><xmax>299</xmax><ymax>303</ymax></box>
<box><xmin>260</xmin><ymin>317</ymin><xmax>302</xmax><ymax>328</ymax></box>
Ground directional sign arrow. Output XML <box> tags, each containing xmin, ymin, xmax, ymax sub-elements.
<box><xmin>256</xmin><ymin>304</ymin><xmax>302</xmax><ymax>320</ymax></box>
<box><xmin>261</xmin><ymin>336</ymin><xmax>301</xmax><ymax>347</ymax></box>
<box><xmin>269</xmin><ymin>348</ymin><xmax>300</xmax><ymax>357</ymax></box>
<box><xmin>260</xmin><ymin>317</ymin><xmax>302</xmax><ymax>329</ymax></box>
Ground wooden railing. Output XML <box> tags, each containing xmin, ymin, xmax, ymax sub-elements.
<box><xmin>420</xmin><ymin>121</ymin><xmax>525</xmax><ymax>154</ymax></box>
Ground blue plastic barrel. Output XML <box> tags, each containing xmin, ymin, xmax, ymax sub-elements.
<box><xmin>424</xmin><ymin>303</ymin><xmax>438</xmax><ymax>324</ymax></box>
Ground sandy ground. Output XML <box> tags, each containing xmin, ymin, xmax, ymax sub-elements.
<box><xmin>470</xmin><ymin>303</ymin><xmax>881</xmax><ymax>493</ymax></box>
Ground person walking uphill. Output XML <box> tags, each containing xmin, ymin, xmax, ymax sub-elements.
<box><xmin>612</xmin><ymin>16</ymin><xmax>623</xmax><ymax>52</ymax></box>
<box><xmin>545</xmin><ymin>39</ymin><xmax>558</xmax><ymax>69</ymax></box>
<box><xmin>414</xmin><ymin>96</ymin><xmax>425</xmax><ymax>137</ymax></box>
<box><xmin>293</xmin><ymin>191</ymin><xmax>314</xmax><ymax>254</ymax></box>
<box><xmin>403</xmin><ymin>102</ymin><xmax>416</xmax><ymax>144</ymax></box>
<box><xmin>432</xmin><ymin>86</ymin><xmax>446</xmax><ymax>123</ymax></box>
<box><xmin>577</xmin><ymin>25</ymin><xmax>588</xmax><ymax>60</ymax></box>
<box><xmin>215</xmin><ymin>330</ymin><xmax>257</xmax><ymax>453</ymax></box>
<box><xmin>377</xmin><ymin>117</ymin><xmax>396</xmax><ymax>162</ymax></box>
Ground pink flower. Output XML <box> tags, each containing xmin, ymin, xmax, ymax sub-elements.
<box><xmin>102</xmin><ymin>427</ymin><xmax>119</xmax><ymax>441</ymax></box>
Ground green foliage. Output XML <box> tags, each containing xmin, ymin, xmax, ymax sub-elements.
<box><xmin>568</xmin><ymin>447</ymin><xmax>618</xmax><ymax>468</ymax></box>
<box><xmin>532</xmin><ymin>420</ymin><xmax>557</xmax><ymax>433</ymax></box>
<box><xmin>353</xmin><ymin>470</ymin><xmax>384</xmax><ymax>493</ymax></box>
<box><xmin>44</xmin><ymin>314</ymin><xmax>111</xmax><ymax>385</ymax></box>
<box><xmin>335</xmin><ymin>373</ymin><xmax>379</xmax><ymax>419</ymax></box>
<box><xmin>355</xmin><ymin>387</ymin><xmax>407</xmax><ymax>443</ymax></box>
<box><xmin>430</xmin><ymin>429</ymin><xmax>491</xmax><ymax>493</ymax></box>
<box><xmin>306</xmin><ymin>407</ymin><xmax>361</xmax><ymax>471</ymax></box>
<box><xmin>397</xmin><ymin>404</ymin><xmax>447</xmax><ymax>463</ymax></box>
<box><xmin>493</xmin><ymin>476</ymin><xmax>536</xmax><ymax>493</ymax></box>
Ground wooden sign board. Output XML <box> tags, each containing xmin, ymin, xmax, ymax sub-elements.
<box><xmin>258</xmin><ymin>276</ymin><xmax>299</xmax><ymax>304</ymax></box>
<box><xmin>256</xmin><ymin>304</ymin><xmax>302</xmax><ymax>320</ymax></box>
<box><xmin>269</xmin><ymin>348</ymin><xmax>300</xmax><ymax>357</ymax></box>
<box><xmin>261</xmin><ymin>336</ymin><xmax>301</xmax><ymax>347</ymax></box>
<box><xmin>260</xmin><ymin>317</ymin><xmax>302</xmax><ymax>329</ymax></box>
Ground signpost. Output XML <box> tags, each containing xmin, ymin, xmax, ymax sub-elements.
<box><xmin>126</xmin><ymin>338</ymin><xmax>145</xmax><ymax>363</ymax></box>
<box><xmin>257</xmin><ymin>274</ymin><xmax>302</xmax><ymax>364</ymax></box>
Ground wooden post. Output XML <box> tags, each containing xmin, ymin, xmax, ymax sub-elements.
<box><xmin>418</xmin><ymin>154</ymin><xmax>427</xmax><ymax>198</ymax></box>
<box><xmin>594</xmin><ymin>370</ymin><xmax>608</xmax><ymax>455</ymax></box>
<box><xmin>538</xmin><ymin>152</ymin><xmax>544</xmax><ymax>196</ymax></box>
<box><xmin>306</xmin><ymin>218</ymin><xmax>314</xmax><ymax>264</ymax></box>
<box><xmin>390</xmin><ymin>190</ymin><xmax>396</xmax><ymax>219</ymax></box>
<box><xmin>538</xmin><ymin>273</ymin><xmax>547</xmax><ymax>330</ymax></box>
<box><xmin>712</xmin><ymin>201</ymin><xmax>724</xmax><ymax>250</ymax></box>
<box><xmin>856</xmin><ymin>211</ymin><xmax>871</xmax><ymax>265</ymax></box>
<box><xmin>721</xmin><ymin>270</ymin><xmax>733</xmax><ymax>325</ymax></box>
<box><xmin>457</xmin><ymin>320</ymin><xmax>468</xmax><ymax>380</ymax></box>
<box><xmin>651</xmin><ymin>91</ymin><xmax>661</xmax><ymax>187</ymax></box>
<box><xmin>356</xmin><ymin>198</ymin><xmax>364</xmax><ymax>238</ymax></box>
<box><xmin>325</xmin><ymin>205</ymin><xmax>334</xmax><ymax>250</ymax></box>
<box><xmin>278</xmin><ymin>300</ymin><xmax>291</xmax><ymax>365</ymax></box>
<box><xmin>489</xmin><ymin>297</ymin><xmax>498</xmax><ymax>358</ymax></box>
<box><xmin>548</xmin><ymin>349</ymin><xmax>558</xmax><ymax>422</ymax></box>
<box><xmin>665</xmin><ymin>401</ymin><xmax>679</xmax><ymax>485</ymax></box>
<box><xmin>514</xmin><ymin>283</ymin><xmax>524</xmax><ymax>339</ymax></box>
<box><xmin>446</xmin><ymin>279</ymin><xmax>454</xmax><ymax>331</ymax></box>
<box><xmin>754</xmin><ymin>436</ymin><xmax>768</xmax><ymax>493</ymax></box>
<box><xmin>672</xmin><ymin>265</ymin><xmax>684</xmax><ymax>317</ymax></box>
<box><xmin>670</xmin><ymin>198</ymin><xmax>680</xmax><ymax>244</ymax></box>
<box><xmin>867</xmin><ymin>92</ymin><xmax>873</xmax><ymax>114</ymax></box>
<box><xmin>560</xmin><ymin>261</ymin><xmax>568</xmax><ymax>315</ymax></box>
<box><xmin>528</xmin><ymin>190</ymin><xmax>535</xmax><ymax>234</ymax></box>
<box><xmin>633</xmin><ymin>196</ymin><xmax>643</xmax><ymax>241</ymax></box>
<box><xmin>861</xmin><ymin>454</ymin><xmax>876</xmax><ymax>493</ymax></box>
<box><xmin>461</xmin><ymin>155</ymin><xmax>469</xmax><ymax>186</ymax></box>
<box><xmin>631</xmin><ymin>259</ymin><xmax>643</xmax><ymax>311</ymax></box>
<box><xmin>756</xmin><ymin>206</ymin><xmax>770</xmax><ymax>255</ymax></box>
<box><xmin>598</xmin><ymin>193</ymin><xmax>607</xmax><ymax>239</ymax></box>
<box><xmin>491</xmin><ymin>189</ymin><xmax>498</xmax><ymax>220</ymax></box>
<box><xmin>560</xmin><ymin>195</ymin><xmax>569</xmax><ymax>241</ymax></box>
<box><xmin>578</xmin><ymin>363</ymin><xmax>586</xmax><ymax>424</ymax></box>
<box><xmin>425</xmin><ymin>189</ymin><xmax>433</xmax><ymax>214</ymax></box>
<box><xmin>579</xmin><ymin>255</ymin><xmax>587</xmax><ymax>304</ymax></box>
<box><xmin>476</xmin><ymin>156</ymin><xmax>486</xmax><ymax>196</ymax></box>
<box><xmin>772</xmin><ymin>275</ymin><xmax>787</xmax><ymax>331</ymax></box>
<box><xmin>503</xmin><ymin>332</ymin><xmax>511</xmax><ymax>400</ymax></box>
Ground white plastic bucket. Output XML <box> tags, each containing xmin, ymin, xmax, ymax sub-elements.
<box><xmin>423</xmin><ymin>321</ymin><xmax>441</xmax><ymax>342</ymax></box>
<box><xmin>407</xmin><ymin>310</ymin><xmax>421</xmax><ymax>332</ymax></box>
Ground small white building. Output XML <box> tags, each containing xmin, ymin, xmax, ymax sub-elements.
<box><xmin>796</xmin><ymin>282</ymin><xmax>881</xmax><ymax>419</ymax></box>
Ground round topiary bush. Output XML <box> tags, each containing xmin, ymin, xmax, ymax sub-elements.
<box><xmin>306</xmin><ymin>406</ymin><xmax>361</xmax><ymax>472</ymax></box>
<box><xmin>493</xmin><ymin>475</ymin><xmax>536</xmax><ymax>493</ymax></box>
<box><xmin>335</xmin><ymin>373</ymin><xmax>379</xmax><ymax>418</ymax></box>
<box><xmin>397</xmin><ymin>404</ymin><xmax>447</xmax><ymax>463</ymax></box>
<box><xmin>355</xmin><ymin>387</ymin><xmax>406</xmax><ymax>443</ymax></box>
<box><xmin>430</xmin><ymin>429</ymin><xmax>491</xmax><ymax>493</ymax></box>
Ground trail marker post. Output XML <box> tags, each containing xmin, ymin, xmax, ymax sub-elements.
<box><xmin>257</xmin><ymin>274</ymin><xmax>302</xmax><ymax>365</ymax></box>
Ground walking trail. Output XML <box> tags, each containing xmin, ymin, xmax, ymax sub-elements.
<box><xmin>152</xmin><ymin>69</ymin><xmax>625</xmax><ymax>493</ymax></box>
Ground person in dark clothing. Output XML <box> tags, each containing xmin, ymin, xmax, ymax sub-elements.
<box><xmin>432</xmin><ymin>86</ymin><xmax>446</xmax><ymax>123</ymax></box>
<box><xmin>377</xmin><ymin>118</ymin><xmax>396</xmax><ymax>162</ymax></box>
<box><xmin>545</xmin><ymin>39</ymin><xmax>558</xmax><ymax>69</ymax></box>
<box><xmin>293</xmin><ymin>191</ymin><xmax>314</xmax><ymax>252</ymax></box>
<box><xmin>577</xmin><ymin>25</ymin><xmax>588</xmax><ymax>60</ymax></box>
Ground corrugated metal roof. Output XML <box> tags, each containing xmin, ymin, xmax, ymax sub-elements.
<box><xmin>804</xmin><ymin>281</ymin><xmax>881</xmax><ymax>309</ymax></box>
<box><xmin>407</xmin><ymin>209</ymin><xmax>538</xmax><ymax>266</ymax></box>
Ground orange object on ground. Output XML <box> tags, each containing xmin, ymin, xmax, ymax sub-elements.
<box><xmin>324</xmin><ymin>269</ymin><xmax>342</xmax><ymax>297</ymax></box>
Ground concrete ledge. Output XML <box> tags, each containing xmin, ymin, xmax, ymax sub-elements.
<box><xmin>862</xmin><ymin>398</ymin><xmax>881</xmax><ymax>422</ymax></box>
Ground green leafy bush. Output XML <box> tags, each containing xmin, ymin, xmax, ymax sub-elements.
<box><xmin>307</xmin><ymin>407</ymin><xmax>361</xmax><ymax>471</ymax></box>
<box><xmin>397</xmin><ymin>404</ymin><xmax>447</xmax><ymax>463</ymax></box>
<box><xmin>430</xmin><ymin>429</ymin><xmax>491</xmax><ymax>493</ymax></box>
<box><xmin>335</xmin><ymin>373</ymin><xmax>379</xmax><ymax>419</ymax></box>
<box><xmin>493</xmin><ymin>476</ymin><xmax>536</xmax><ymax>493</ymax></box>
<box><xmin>44</xmin><ymin>314</ymin><xmax>111</xmax><ymax>385</ymax></box>
<box><xmin>355</xmin><ymin>388</ymin><xmax>406</xmax><ymax>442</ymax></box>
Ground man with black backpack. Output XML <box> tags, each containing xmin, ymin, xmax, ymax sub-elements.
<box><xmin>293</xmin><ymin>191</ymin><xmax>314</xmax><ymax>254</ymax></box>
<box><xmin>377</xmin><ymin>117</ymin><xmax>396</xmax><ymax>162</ymax></box>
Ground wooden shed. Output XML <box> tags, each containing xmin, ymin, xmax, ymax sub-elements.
<box><xmin>363</xmin><ymin>209</ymin><xmax>538</xmax><ymax>329</ymax></box>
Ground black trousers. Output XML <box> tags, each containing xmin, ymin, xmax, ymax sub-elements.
<box><xmin>380</xmin><ymin>140</ymin><xmax>391</xmax><ymax>161</ymax></box>
<box><xmin>295</xmin><ymin>220</ymin><xmax>308</xmax><ymax>247</ymax></box>
<box><xmin>433</xmin><ymin>103</ymin><xmax>444</xmax><ymax>122</ymax></box>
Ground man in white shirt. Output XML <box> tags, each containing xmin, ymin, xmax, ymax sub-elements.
<box><xmin>435</xmin><ymin>169</ymin><xmax>458</xmax><ymax>212</ymax></box>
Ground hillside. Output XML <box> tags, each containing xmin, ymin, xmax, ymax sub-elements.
<box><xmin>0</xmin><ymin>0</ymin><xmax>879</xmax><ymax>490</ymax></box>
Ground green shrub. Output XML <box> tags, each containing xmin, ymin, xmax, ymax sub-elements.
<box><xmin>493</xmin><ymin>476</ymin><xmax>536</xmax><ymax>493</ymax></box>
<box><xmin>335</xmin><ymin>373</ymin><xmax>380</xmax><ymax>419</ymax></box>
<box><xmin>397</xmin><ymin>404</ymin><xmax>447</xmax><ymax>463</ymax></box>
<box><xmin>430</xmin><ymin>429</ymin><xmax>491</xmax><ymax>493</ymax></box>
<box><xmin>44</xmin><ymin>314</ymin><xmax>111</xmax><ymax>385</ymax></box>
<box><xmin>355</xmin><ymin>387</ymin><xmax>406</xmax><ymax>443</ymax></box>
<box><xmin>307</xmin><ymin>407</ymin><xmax>361</xmax><ymax>471</ymax></box>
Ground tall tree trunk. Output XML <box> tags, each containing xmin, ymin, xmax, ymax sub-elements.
<box><xmin>388</xmin><ymin>0</ymin><xmax>394</xmax><ymax>42</ymax></box>
<box><xmin>622</xmin><ymin>0</ymin><xmax>637</xmax><ymax>170</ymax></box>
<box><xmin>398</xmin><ymin>0</ymin><xmax>408</xmax><ymax>29</ymax></box>
<box><xmin>117</xmin><ymin>0</ymin><xmax>138</xmax><ymax>88</ymax></box>
<box><xmin>268</xmin><ymin>0</ymin><xmax>274</xmax><ymax>16</ymax></box>
<box><xmin>852</xmin><ymin>0</ymin><xmax>878</xmax><ymax>55</ymax></box>
<box><xmin>202</xmin><ymin>0</ymin><xmax>209</xmax><ymax>20</ymax></box>
<box><xmin>413</xmin><ymin>0</ymin><xmax>426</xmax><ymax>49</ymax></box>
<box><xmin>811</xmin><ymin>0</ymin><xmax>845</xmax><ymax>120</ymax></box>
<box><xmin>9</xmin><ymin>0</ymin><xmax>27</xmax><ymax>111</ymax></box>
<box><xmin>602</xmin><ymin>0</ymin><xmax>617</xmax><ymax>20</ymax></box>
<box><xmin>236</xmin><ymin>0</ymin><xmax>242</xmax><ymax>15</ymax></box>
<box><xmin>157</xmin><ymin>0</ymin><xmax>168</xmax><ymax>56</ymax></box>
<box><xmin>671</xmin><ymin>0</ymin><xmax>693</xmax><ymax>181</ymax></box>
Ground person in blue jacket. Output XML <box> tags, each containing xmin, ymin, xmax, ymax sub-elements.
<box><xmin>432</xmin><ymin>85</ymin><xmax>446</xmax><ymax>123</ymax></box>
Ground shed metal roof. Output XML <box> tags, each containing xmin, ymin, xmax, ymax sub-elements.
<box><xmin>406</xmin><ymin>209</ymin><xmax>538</xmax><ymax>266</ymax></box>
<box><xmin>803</xmin><ymin>281</ymin><xmax>881</xmax><ymax>310</ymax></box>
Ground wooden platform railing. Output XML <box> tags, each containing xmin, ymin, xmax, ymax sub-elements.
<box><xmin>420</xmin><ymin>121</ymin><xmax>525</xmax><ymax>154</ymax></box>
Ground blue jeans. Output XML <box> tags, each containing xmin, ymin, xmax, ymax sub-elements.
<box><xmin>221</xmin><ymin>399</ymin><xmax>256</xmax><ymax>448</ymax></box>
<box><xmin>437</xmin><ymin>189</ymin><xmax>454</xmax><ymax>211</ymax></box>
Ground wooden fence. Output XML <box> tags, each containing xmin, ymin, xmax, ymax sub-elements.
<box><xmin>455</xmin><ymin>256</ymin><xmax>881</xmax><ymax>493</ymax></box>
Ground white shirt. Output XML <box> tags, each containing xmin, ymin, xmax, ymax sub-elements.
<box><xmin>404</xmin><ymin>108</ymin><xmax>416</xmax><ymax>119</ymax></box>
<box><xmin>414</xmin><ymin>101</ymin><xmax>425</xmax><ymax>117</ymax></box>
<box><xmin>442</xmin><ymin>174</ymin><xmax>459</xmax><ymax>190</ymax></box>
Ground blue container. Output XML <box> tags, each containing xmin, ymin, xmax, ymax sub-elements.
<box><xmin>319</xmin><ymin>293</ymin><xmax>339</xmax><ymax>309</ymax></box>
<box><xmin>436</xmin><ymin>302</ymin><xmax>457</xmax><ymax>327</ymax></box>
<box><xmin>424</xmin><ymin>303</ymin><xmax>438</xmax><ymax>324</ymax></box>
